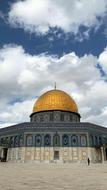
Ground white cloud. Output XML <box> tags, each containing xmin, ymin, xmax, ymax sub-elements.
<box><xmin>98</xmin><ymin>47</ymin><xmax>107</xmax><ymax>75</ymax></box>
<box><xmin>8</xmin><ymin>0</ymin><xmax>107</xmax><ymax>36</ymax></box>
<box><xmin>0</xmin><ymin>44</ymin><xmax>107</xmax><ymax>127</ymax></box>
<box><xmin>0</xmin><ymin>99</ymin><xmax>34</xmax><ymax>127</ymax></box>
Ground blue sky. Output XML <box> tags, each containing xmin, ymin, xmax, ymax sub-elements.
<box><xmin>0</xmin><ymin>0</ymin><xmax>107</xmax><ymax>127</ymax></box>
<box><xmin>0</xmin><ymin>0</ymin><xmax>107</xmax><ymax>57</ymax></box>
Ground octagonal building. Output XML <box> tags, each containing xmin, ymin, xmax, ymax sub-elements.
<box><xmin>0</xmin><ymin>88</ymin><xmax>107</xmax><ymax>163</ymax></box>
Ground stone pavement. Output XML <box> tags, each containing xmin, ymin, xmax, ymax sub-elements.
<box><xmin>0</xmin><ymin>162</ymin><xmax>107</xmax><ymax>190</ymax></box>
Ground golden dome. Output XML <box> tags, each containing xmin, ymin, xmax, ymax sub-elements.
<box><xmin>33</xmin><ymin>89</ymin><xmax>78</xmax><ymax>113</ymax></box>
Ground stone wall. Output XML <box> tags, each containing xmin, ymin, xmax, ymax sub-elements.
<box><xmin>6</xmin><ymin>146</ymin><xmax>102</xmax><ymax>163</ymax></box>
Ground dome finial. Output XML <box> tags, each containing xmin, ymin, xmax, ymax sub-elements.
<box><xmin>54</xmin><ymin>82</ymin><xmax>56</xmax><ymax>90</ymax></box>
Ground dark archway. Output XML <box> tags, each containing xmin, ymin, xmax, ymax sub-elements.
<box><xmin>105</xmin><ymin>148</ymin><xmax>107</xmax><ymax>160</ymax></box>
<box><xmin>54</xmin><ymin>151</ymin><xmax>59</xmax><ymax>160</ymax></box>
<box><xmin>1</xmin><ymin>148</ymin><xmax>8</xmax><ymax>162</ymax></box>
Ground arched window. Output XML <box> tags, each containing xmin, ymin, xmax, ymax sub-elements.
<box><xmin>36</xmin><ymin>115</ymin><xmax>40</xmax><ymax>122</ymax></box>
<box><xmin>80</xmin><ymin>135</ymin><xmax>87</xmax><ymax>147</ymax></box>
<box><xmin>53</xmin><ymin>134</ymin><xmax>60</xmax><ymax>147</ymax></box>
<box><xmin>19</xmin><ymin>135</ymin><xmax>23</xmax><ymax>147</ymax></box>
<box><xmin>60</xmin><ymin>113</ymin><xmax>64</xmax><ymax>121</ymax></box>
<box><xmin>71</xmin><ymin>135</ymin><xmax>78</xmax><ymax>147</ymax></box>
<box><xmin>62</xmin><ymin>135</ymin><xmax>69</xmax><ymax>146</ymax></box>
<box><xmin>40</xmin><ymin>115</ymin><xmax>43</xmax><ymax>122</ymax></box>
<box><xmin>76</xmin><ymin>116</ymin><xmax>79</xmax><ymax>122</ymax></box>
<box><xmin>70</xmin><ymin>114</ymin><xmax>73</xmax><ymax>121</ymax></box>
<box><xmin>90</xmin><ymin>135</ymin><xmax>94</xmax><ymax>147</ymax></box>
<box><xmin>4</xmin><ymin>137</ymin><xmax>9</xmax><ymax>147</ymax></box>
<box><xmin>26</xmin><ymin>135</ymin><xmax>33</xmax><ymax>147</ymax></box>
<box><xmin>99</xmin><ymin>136</ymin><xmax>102</xmax><ymax>146</ymax></box>
<box><xmin>35</xmin><ymin>135</ymin><xmax>42</xmax><ymax>147</ymax></box>
<box><xmin>0</xmin><ymin>138</ymin><xmax>3</xmax><ymax>146</ymax></box>
<box><xmin>44</xmin><ymin>134</ymin><xmax>51</xmax><ymax>146</ymax></box>
<box><xmin>95</xmin><ymin>136</ymin><xmax>98</xmax><ymax>146</ymax></box>
<box><xmin>10</xmin><ymin>136</ymin><xmax>15</xmax><ymax>148</ymax></box>
<box><xmin>50</xmin><ymin>113</ymin><xmax>54</xmax><ymax>121</ymax></box>
<box><xmin>14</xmin><ymin>136</ymin><xmax>19</xmax><ymax>147</ymax></box>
